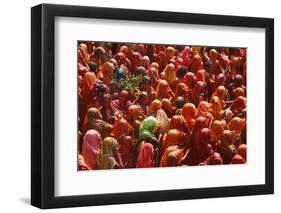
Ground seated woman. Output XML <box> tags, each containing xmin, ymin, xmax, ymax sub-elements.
<box><xmin>192</xmin><ymin>81</ymin><xmax>207</xmax><ymax>106</ymax></box>
<box><xmin>136</xmin><ymin>143</ymin><xmax>155</xmax><ymax>168</ymax></box>
<box><xmin>174</xmin><ymin>96</ymin><xmax>187</xmax><ymax>115</ymax></box>
<box><xmin>82</xmin><ymin>107</ymin><xmax>113</xmax><ymax>139</ymax></box>
<box><xmin>227</xmin><ymin>116</ymin><xmax>246</xmax><ymax>135</ymax></box>
<box><xmin>101</xmin><ymin>61</ymin><xmax>114</xmax><ymax>86</ymax></box>
<box><xmin>97</xmin><ymin>137</ymin><xmax>123</xmax><ymax>169</ymax></box>
<box><xmin>161</xmin><ymin>98</ymin><xmax>175</xmax><ymax>118</ymax></box>
<box><xmin>189</xmin><ymin>116</ymin><xmax>209</xmax><ymax>147</ymax></box>
<box><xmin>138</xmin><ymin>116</ymin><xmax>159</xmax><ymax>147</ymax></box>
<box><xmin>190</xmin><ymin>54</ymin><xmax>203</xmax><ymax>74</ymax></box>
<box><xmin>148</xmin><ymin>99</ymin><xmax>169</xmax><ymax>134</ymax></box>
<box><xmin>148</xmin><ymin>63</ymin><xmax>160</xmax><ymax>89</ymax></box>
<box><xmin>126</xmin><ymin>105</ymin><xmax>145</xmax><ymax>137</ymax></box>
<box><xmin>237</xmin><ymin>144</ymin><xmax>247</xmax><ymax>161</ymax></box>
<box><xmin>183</xmin><ymin>128</ymin><xmax>214</xmax><ymax>166</ymax></box>
<box><xmin>100</xmin><ymin>94</ymin><xmax>115</xmax><ymax>124</ymax></box>
<box><xmin>134</xmin><ymin>91</ymin><xmax>150</xmax><ymax>115</ymax></box>
<box><xmin>231</xmin><ymin>96</ymin><xmax>246</xmax><ymax>117</ymax></box>
<box><xmin>110</xmin><ymin>116</ymin><xmax>133</xmax><ymax>139</ymax></box>
<box><xmin>231</xmin><ymin>143</ymin><xmax>247</xmax><ymax>164</ymax></box>
<box><xmin>202</xmin><ymin>152</ymin><xmax>223</xmax><ymax>165</ymax></box>
<box><xmin>215</xmin><ymin>130</ymin><xmax>236</xmax><ymax>164</ymax></box>
<box><xmin>155</xmin><ymin>80</ymin><xmax>174</xmax><ymax>100</ymax></box>
<box><xmin>209</xmin><ymin>96</ymin><xmax>224</xmax><ymax>120</ymax></box>
<box><xmin>182</xmin><ymin>103</ymin><xmax>197</xmax><ymax>132</ymax></box>
<box><xmin>160</xmin><ymin>129</ymin><xmax>188</xmax><ymax>158</ymax></box>
<box><xmin>81</xmin><ymin>129</ymin><xmax>102</xmax><ymax>170</ymax></box>
<box><xmin>139</xmin><ymin>76</ymin><xmax>155</xmax><ymax>103</ymax></box>
<box><xmin>160</xmin><ymin>145</ymin><xmax>184</xmax><ymax>167</ymax></box>
<box><xmin>210</xmin><ymin>120</ymin><xmax>226</xmax><ymax>142</ymax></box>
<box><xmin>173</xmin><ymin>83</ymin><xmax>189</xmax><ymax>102</ymax></box>
<box><xmin>110</xmin><ymin>116</ymin><xmax>135</xmax><ymax>168</ymax></box>
<box><xmin>169</xmin><ymin>115</ymin><xmax>188</xmax><ymax>134</ymax></box>
<box><xmin>211</xmin><ymin>85</ymin><xmax>230</xmax><ymax>108</ymax></box>
<box><xmin>197</xmin><ymin>101</ymin><xmax>214</xmax><ymax>126</ymax></box>
<box><xmin>118</xmin><ymin>136</ymin><xmax>136</xmax><ymax>168</ymax></box>
<box><xmin>183</xmin><ymin>72</ymin><xmax>196</xmax><ymax>101</ymax></box>
<box><xmin>111</xmin><ymin>90</ymin><xmax>132</xmax><ymax>116</ymax></box>
<box><xmin>231</xmin><ymin>154</ymin><xmax>246</xmax><ymax>164</ymax></box>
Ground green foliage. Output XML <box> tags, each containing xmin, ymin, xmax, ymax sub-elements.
<box><xmin>122</xmin><ymin>74</ymin><xmax>143</xmax><ymax>96</ymax></box>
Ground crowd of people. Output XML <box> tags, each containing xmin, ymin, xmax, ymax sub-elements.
<box><xmin>77</xmin><ymin>41</ymin><xmax>247</xmax><ymax>171</ymax></box>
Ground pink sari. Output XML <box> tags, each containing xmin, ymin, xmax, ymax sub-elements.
<box><xmin>136</xmin><ymin>143</ymin><xmax>154</xmax><ymax>168</ymax></box>
<box><xmin>82</xmin><ymin>129</ymin><xmax>102</xmax><ymax>170</ymax></box>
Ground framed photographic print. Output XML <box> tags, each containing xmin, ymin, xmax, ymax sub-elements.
<box><xmin>31</xmin><ymin>3</ymin><xmax>274</xmax><ymax>209</ymax></box>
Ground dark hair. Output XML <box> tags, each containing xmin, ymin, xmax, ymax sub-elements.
<box><xmin>142</xmin><ymin>76</ymin><xmax>151</xmax><ymax>84</ymax></box>
<box><xmin>97</xmin><ymin>83</ymin><xmax>109</xmax><ymax>94</ymax></box>
<box><xmin>176</xmin><ymin>65</ymin><xmax>188</xmax><ymax>79</ymax></box>
<box><xmin>175</xmin><ymin>96</ymin><xmax>186</xmax><ymax>109</ymax></box>
<box><xmin>145</xmin><ymin>136</ymin><xmax>159</xmax><ymax>149</ymax></box>
<box><xmin>88</xmin><ymin>61</ymin><xmax>98</xmax><ymax>73</ymax></box>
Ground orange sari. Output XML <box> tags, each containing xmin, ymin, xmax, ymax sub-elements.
<box><xmin>182</xmin><ymin>103</ymin><xmax>197</xmax><ymax>132</ymax></box>
<box><xmin>160</xmin><ymin>145</ymin><xmax>183</xmax><ymax>167</ymax></box>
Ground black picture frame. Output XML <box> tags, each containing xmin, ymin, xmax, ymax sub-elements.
<box><xmin>31</xmin><ymin>3</ymin><xmax>274</xmax><ymax>209</ymax></box>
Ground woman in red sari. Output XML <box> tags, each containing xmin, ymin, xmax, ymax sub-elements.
<box><xmin>82</xmin><ymin>107</ymin><xmax>113</xmax><ymax>138</ymax></box>
<box><xmin>101</xmin><ymin>61</ymin><xmax>114</xmax><ymax>86</ymax></box>
<box><xmin>136</xmin><ymin>143</ymin><xmax>155</xmax><ymax>168</ymax></box>
<box><xmin>153</xmin><ymin>103</ymin><xmax>170</xmax><ymax>134</ymax></box>
<box><xmin>126</xmin><ymin>104</ymin><xmax>145</xmax><ymax>138</ymax></box>
<box><xmin>161</xmin><ymin>129</ymin><xmax>187</xmax><ymax>157</ymax></box>
<box><xmin>190</xmin><ymin>55</ymin><xmax>203</xmax><ymax>73</ymax></box>
<box><xmin>227</xmin><ymin>116</ymin><xmax>246</xmax><ymax>135</ymax></box>
<box><xmin>82</xmin><ymin>70</ymin><xmax>97</xmax><ymax>109</ymax></box>
<box><xmin>190</xmin><ymin>116</ymin><xmax>208</xmax><ymax>147</ymax></box>
<box><xmin>196</xmin><ymin>69</ymin><xmax>205</xmax><ymax>82</ymax></box>
<box><xmin>100</xmin><ymin>94</ymin><xmax>115</xmax><ymax>124</ymax></box>
<box><xmin>169</xmin><ymin>115</ymin><xmax>188</xmax><ymax>133</ymax></box>
<box><xmin>184</xmin><ymin>72</ymin><xmax>196</xmax><ymax>89</ymax></box>
<box><xmin>148</xmin><ymin>66</ymin><xmax>160</xmax><ymax>89</ymax></box>
<box><xmin>161</xmin><ymin>98</ymin><xmax>175</xmax><ymax>118</ymax></box>
<box><xmin>111</xmin><ymin>90</ymin><xmax>132</xmax><ymax>116</ymax></box>
<box><xmin>111</xmin><ymin>117</ymin><xmax>133</xmax><ymax>139</ymax></box>
<box><xmin>192</xmin><ymin>81</ymin><xmax>207</xmax><ymax>106</ymax></box>
<box><xmin>183</xmin><ymin>72</ymin><xmax>196</xmax><ymax>101</ymax></box>
<box><xmin>183</xmin><ymin>128</ymin><xmax>214</xmax><ymax>166</ymax></box>
<box><xmin>118</xmin><ymin>136</ymin><xmax>136</xmax><ymax>168</ymax></box>
<box><xmin>210</xmin><ymin>96</ymin><xmax>224</xmax><ymax>120</ymax></box>
<box><xmin>233</xmin><ymin>87</ymin><xmax>245</xmax><ymax>98</ymax></box>
<box><xmin>231</xmin><ymin>154</ymin><xmax>246</xmax><ymax>164</ymax></box>
<box><xmin>208</xmin><ymin>48</ymin><xmax>224</xmax><ymax>76</ymax></box>
<box><xmin>237</xmin><ymin>144</ymin><xmax>247</xmax><ymax>161</ymax></box>
<box><xmin>210</xmin><ymin>120</ymin><xmax>226</xmax><ymax>141</ymax></box>
<box><xmin>231</xmin><ymin>96</ymin><xmax>246</xmax><ymax>116</ymax></box>
<box><xmin>215</xmin><ymin>130</ymin><xmax>236</xmax><ymax>164</ymax></box>
<box><xmin>203</xmin><ymin>152</ymin><xmax>223</xmax><ymax>165</ymax></box>
<box><xmin>174</xmin><ymin>83</ymin><xmax>189</xmax><ymax>101</ymax></box>
<box><xmin>160</xmin><ymin>63</ymin><xmax>177</xmax><ymax>85</ymax></box>
<box><xmin>155</xmin><ymin>80</ymin><xmax>174</xmax><ymax>100</ymax></box>
<box><xmin>179</xmin><ymin>46</ymin><xmax>191</xmax><ymax>67</ymax></box>
<box><xmin>197</xmin><ymin>101</ymin><xmax>214</xmax><ymax>126</ymax></box>
<box><xmin>160</xmin><ymin>145</ymin><xmax>184</xmax><ymax>167</ymax></box>
<box><xmin>182</xmin><ymin>103</ymin><xmax>197</xmax><ymax>132</ymax></box>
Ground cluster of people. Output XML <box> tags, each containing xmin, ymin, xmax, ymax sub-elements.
<box><xmin>77</xmin><ymin>41</ymin><xmax>247</xmax><ymax>171</ymax></box>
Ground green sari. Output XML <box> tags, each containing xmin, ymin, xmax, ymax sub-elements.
<box><xmin>138</xmin><ymin>116</ymin><xmax>158</xmax><ymax>146</ymax></box>
<box><xmin>97</xmin><ymin>137</ymin><xmax>119</xmax><ymax>169</ymax></box>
